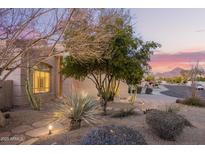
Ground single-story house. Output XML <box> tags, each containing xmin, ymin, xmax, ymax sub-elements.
<box><xmin>0</xmin><ymin>39</ymin><xmax>129</xmax><ymax>109</ymax></box>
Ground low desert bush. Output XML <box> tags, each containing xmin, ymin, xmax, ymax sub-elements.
<box><xmin>146</xmin><ymin>109</ymin><xmax>191</xmax><ymax>140</ymax></box>
<box><xmin>80</xmin><ymin>125</ymin><xmax>147</xmax><ymax>145</ymax></box>
<box><xmin>56</xmin><ymin>93</ymin><xmax>100</xmax><ymax>130</ymax></box>
<box><xmin>176</xmin><ymin>97</ymin><xmax>205</xmax><ymax>107</ymax></box>
<box><xmin>145</xmin><ymin>88</ymin><xmax>153</xmax><ymax>94</ymax></box>
<box><xmin>111</xmin><ymin>107</ymin><xmax>136</xmax><ymax>118</ymax></box>
<box><xmin>165</xmin><ymin>105</ymin><xmax>180</xmax><ymax>113</ymax></box>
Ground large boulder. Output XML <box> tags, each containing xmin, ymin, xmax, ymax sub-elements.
<box><xmin>80</xmin><ymin>125</ymin><xmax>147</xmax><ymax>145</ymax></box>
<box><xmin>0</xmin><ymin>111</ymin><xmax>6</xmax><ymax>127</ymax></box>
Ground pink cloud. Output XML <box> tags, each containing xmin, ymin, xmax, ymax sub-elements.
<box><xmin>150</xmin><ymin>51</ymin><xmax>205</xmax><ymax>73</ymax></box>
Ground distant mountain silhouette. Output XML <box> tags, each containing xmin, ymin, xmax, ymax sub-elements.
<box><xmin>155</xmin><ymin>67</ymin><xmax>184</xmax><ymax>77</ymax></box>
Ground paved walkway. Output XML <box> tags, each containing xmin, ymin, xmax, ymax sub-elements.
<box><xmin>139</xmin><ymin>87</ymin><xmax>178</xmax><ymax>105</ymax></box>
<box><xmin>0</xmin><ymin>117</ymin><xmax>66</xmax><ymax>145</ymax></box>
<box><xmin>123</xmin><ymin>85</ymin><xmax>179</xmax><ymax>110</ymax></box>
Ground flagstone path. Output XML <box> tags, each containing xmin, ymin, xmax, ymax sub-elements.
<box><xmin>0</xmin><ymin>117</ymin><xmax>67</xmax><ymax>145</ymax></box>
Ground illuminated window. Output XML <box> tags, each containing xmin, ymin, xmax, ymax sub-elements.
<box><xmin>33</xmin><ymin>63</ymin><xmax>51</xmax><ymax>93</ymax></box>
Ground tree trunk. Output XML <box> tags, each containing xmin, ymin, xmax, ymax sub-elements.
<box><xmin>103</xmin><ymin>100</ymin><xmax>107</xmax><ymax>115</ymax></box>
<box><xmin>108</xmin><ymin>92</ymin><xmax>115</xmax><ymax>101</ymax></box>
<box><xmin>70</xmin><ymin>119</ymin><xmax>81</xmax><ymax>130</ymax></box>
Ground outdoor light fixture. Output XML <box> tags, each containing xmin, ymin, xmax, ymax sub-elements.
<box><xmin>48</xmin><ymin>125</ymin><xmax>53</xmax><ymax>135</ymax></box>
<box><xmin>81</xmin><ymin>90</ymin><xmax>88</xmax><ymax>98</ymax></box>
<box><xmin>141</xmin><ymin>102</ymin><xmax>145</xmax><ymax>112</ymax></box>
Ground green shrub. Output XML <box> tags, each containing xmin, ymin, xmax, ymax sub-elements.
<box><xmin>56</xmin><ymin>93</ymin><xmax>100</xmax><ymax>130</ymax></box>
<box><xmin>146</xmin><ymin>109</ymin><xmax>191</xmax><ymax>140</ymax></box>
<box><xmin>111</xmin><ymin>107</ymin><xmax>136</xmax><ymax>118</ymax></box>
<box><xmin>80</xmin><ymin>125</ymin><xmax>147</xmax><ymax>145</ymax></box>
<box><xmin>196</xmin><ymin>76</ymin><xmax>205</xmax><ymax>81</ymax></box>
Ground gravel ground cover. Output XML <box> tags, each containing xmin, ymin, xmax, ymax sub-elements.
<box><xmin>1</xmin><ymin>87</ymin><xmax>205</xmax><ymax>145</ymax></box>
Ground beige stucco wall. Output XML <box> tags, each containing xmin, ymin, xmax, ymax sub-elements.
<box><xmin>62</xmin><ymin>77</ymin><xmax>129</xmax><ymax>99</ymax></box>
<box><xmin>0</xmin><ymin>80</ymin><xmax>13</xmax><ymax>109</ymax></box>
<box><xmin>3</xmin><ymin>55</ymin><xmax>59</xmax><ymax>107</ymax></box>
<box><xmin>2</xmin><ymin>46</ymin><xmax>131</xmax><ymax>107</ymax></box>
<box><xmin>2</xmin><ymin>68</ymin><xmax>26</xmax><ymax>106</ymax></box>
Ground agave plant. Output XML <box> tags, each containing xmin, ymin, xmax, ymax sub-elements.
<box><xmin>57</xmin><ymin>93</ymin><xmax>100</xmax><ymax>130</ymax></box>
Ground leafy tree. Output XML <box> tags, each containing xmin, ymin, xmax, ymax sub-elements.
<box><xmin>62</xmin><ymin>9</ymin><xmax>160</xmax><ymax>114</ymax></box>
<box><xmin>173</xmin><ymin>76</ymin><xmax>183</xmax><ymax>84</ymax></box>
<box><xmin>145</xmin><ymin>75</ymin><xmax>155</xmax><ymax>82</ymax></box>
<box><xmin>196</xmin><ymin>76</ymin><xmax>205</xmax><ymax>81</ymax></box>
<box><xmin>180</xmin><ymin>70</ymin><xmax>190</xmax><ymax>83</ymax></box>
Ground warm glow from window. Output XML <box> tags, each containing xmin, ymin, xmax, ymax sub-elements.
<box><xmin>33</xmin><ymin>70</ymin><xmax>50</xmax><ymax>93</ymax></box>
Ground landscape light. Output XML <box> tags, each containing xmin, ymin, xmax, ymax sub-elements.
<box><xmin>48</xmin><ymin>125</ymin><xmax>53</xmax><ymax>135</ymax></box>
<box><xmin>81</xmin><ymin>90</ymin><xmax>88</xmax><ymax>98</ymax></box>
<box><xmin>141</xmin><ymin>102</ymin><xmax>145</xmax><ymax>111</ymax></box>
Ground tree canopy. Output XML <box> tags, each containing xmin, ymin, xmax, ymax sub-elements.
<box><xmin>61</xmin><ymin>9</ymin><xmax>160</xmax><ymax>113</ymax></box>
<box><xmin>62</xmin><ymin>9</ymin><xmax>160</xmax><ymax>85</ymax></box>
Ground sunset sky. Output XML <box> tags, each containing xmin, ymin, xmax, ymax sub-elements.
<box><xmin>131</xmin><ymin>9</ymin><xmax>205</xmax><ymax>73</ymax></box>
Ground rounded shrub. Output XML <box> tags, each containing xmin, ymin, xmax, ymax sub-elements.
<box><xmin>111</xmin><ymin>107</ymin><xmax>136</xmax><ymax>118</ymax></box>
<box><xmin>137</xmin><ymin>86</ymin><xmax>142</xmax><ymax>94</ymax></box>
<box><xmin>145</xmin><ymin>88</ymin><xmax>153</xmax><ymax>94</ymax></box>
<box><xmin>183</xmin><ymin>97</ymin><xmax>205</xmax><ymax>107</ymax></box>
<box><xmin>80</xmin><ymin>125</ymin><xmax>147</xmax><ymax>145</ymax></box>
<box><xmin>146</xmin><ymin>109</ymin><xmax>191</xmax><ymax>140</ymax></box>
<box><xmin>176</xmin><ymin>97</ymin><xmax>205</xmax><ymax>107</ymax></box>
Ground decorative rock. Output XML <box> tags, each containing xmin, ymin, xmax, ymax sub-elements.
<box><xmin>176</xmin><ymin>99</ymin><xmax>182</xmax><ymax>103</ymax></box>
<box><xmin>107</xmin><ymin>107</ymin><xmax>113</xmax><ymax>111</ymax></box>
<box><xmin>0</xmin><ymin>111</ymin><xmax>6</xmax><ymax>127</ymax></box>
<box><xmin>4</xmin><ymin>113</ymin><xmax>10</xmax><ymax>119</ymax></box>
<box><xmin>26</xmin><ymin>122</ymin><xmax>64</xmax><ymax>137</ymax></box>
<box><xmin>20</xmin><ymin>138</ymin><xmax>39</xmax><ymax>145</ymax></box>
<box><xmin>134</xmin><ymin>108</ymin><xmax>144</xmax><ymax>115</ymax></box>
<box><xmin>11</xmin><ymin>125</ymin><xmax>34</xmax><ymax>134</ymax></box>
<box><xmin>32</xmin><ymin>118</ymin><xmax>55</xmax><ymax>128</ymax></box>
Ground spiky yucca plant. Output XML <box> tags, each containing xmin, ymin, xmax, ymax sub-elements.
<box><xmin>57</xmin><ymin>93</ymin><xmax>100</xmax><ymax>130</ymax></box>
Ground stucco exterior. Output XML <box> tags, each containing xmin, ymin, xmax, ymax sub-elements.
<box><xmin>1</xmin><ymin>44</ymin><xmax>129</xmax><ymax>108</ymax></box>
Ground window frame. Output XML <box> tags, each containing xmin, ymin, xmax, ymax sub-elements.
<box><xmin>32</xmin><ymin>63</ymin><xmax>51</xmax><ymax>94</ymax></box>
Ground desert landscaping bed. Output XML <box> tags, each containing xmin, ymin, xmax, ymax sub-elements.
<box><xmin>35</xmin><ymin>105</ymin><xmax>205</xmax><ymax>145</ymax></box>
<box><xmin>1</xmin><ymin>98</ymin><xmax>205</xmax><ymax>145</ymax></box>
